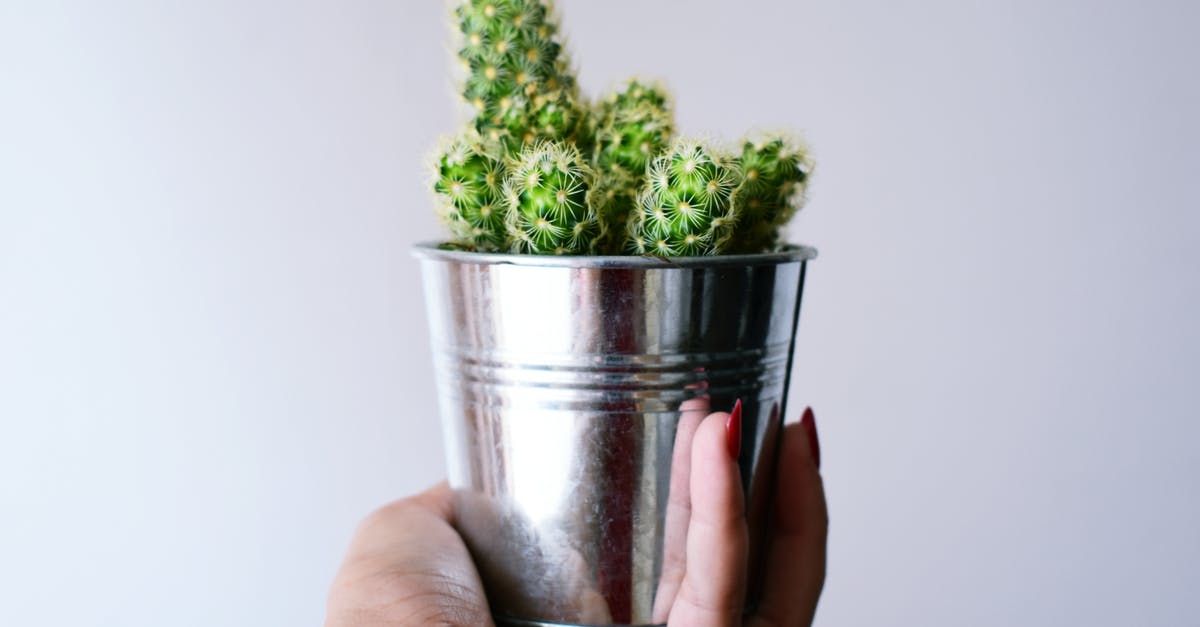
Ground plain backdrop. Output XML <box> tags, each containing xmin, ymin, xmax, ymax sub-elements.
<box><xmin>2</xmin><ymin>0</ymin><xmax>1198</xmax><ymax>625</ymax></box>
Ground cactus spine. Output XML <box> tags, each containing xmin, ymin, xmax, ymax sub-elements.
<box><xmin>504</xmin><ymin>140</ymin><xmax>601</xmax><ymax>254</ymax></box>
<box><xmin>731</xmin><ymin>135</ymin><xmax>813</xmax><ymax>253</ymax></box>
<box><xmin>432</xmin><ymin>134</ymin><xmax>509</xmax><ymax>251</ymax></box>
<box><xmin>631</xmin><ymin>140</ymin><xmax>740</xmax><ymax>256</ymax></box>
<box><xmin>593</xmin><ymin>80</ymin><xmax>674</xmax><ymax>253</ymax></box>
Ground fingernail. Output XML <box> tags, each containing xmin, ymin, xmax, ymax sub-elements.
<box><xmin>801</xmin><ymin>406</ymin><xmax>821</xmax><ymax>469</ymax></box>
<box><xmin>726</xmin><ymin>399</ymin><xmax>743</xmax><ymax>460</ymax></box>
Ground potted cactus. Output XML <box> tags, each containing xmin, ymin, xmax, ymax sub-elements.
<box><xmin>414</xmin><ymin>1</ymin><xmax>818</xmax><ymax>625</ymax></box>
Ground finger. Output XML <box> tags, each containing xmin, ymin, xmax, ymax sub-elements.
<box><xmin>326</xmin><ymin>482</ymin><xmax>494</xmax><ymax>627</ymax></box>
<box><xmin>748</xmin><ymin>408</ymin><xmax>827</xmax><ymax>627</ymax></box>
<box><xmin>668</xmin><ymin>409</ymin><xmax>749</xmax><ymax>627</ymax></box>
<box><xmin>654</xmin><ymin>394</ymin><xmax>711</xmax><ymax>622</ymax></box>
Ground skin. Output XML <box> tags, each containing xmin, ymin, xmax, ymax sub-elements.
<box><xmin>326</xmin><ymin>408</ymin><xmax>827</xmax><ymax>627</ymax></box>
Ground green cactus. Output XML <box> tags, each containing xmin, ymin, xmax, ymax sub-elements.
<box><xmin>630</xmin><ymin>139</ymin><xmax>741</xmax><ymax>256</ymax></box>
<box><xmin>433</xmin><ymin>0</ymin><xmax>816</xmax><ymax>256</ymax></box>
<box><xmin>504</xmin><ymin>140</ymin><xmax>602</xmax><ymax>254</ymax></box>
<box><xmin>731</xmin><ymin>134</ymin><xmax>813</xmax><ymax>253</ymax></box>
<box><xmin>530</xmin><ymin>88</ymin><xmax>591</xmax><ymax>150</ymax></box>
<box><xmin>593</xmin><ymin>81</ymin><xmax>672</xmax><ymax>175</ymax></box>
<box><xmin>593</xmin><ymin>80</ymin><xmax>674</xmax><ymax>253</ymax></box>
<box><xmin>455</xmin><ymin>0</ymin><xmax>585</xmax><ymax>155</ymax></box>
<box><xmin>432</xmin><ymin>134</ymin><xmax>509</xmax><ymax>251</ymax></box>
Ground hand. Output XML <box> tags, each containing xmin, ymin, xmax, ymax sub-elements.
<box><xmin>325</xmin><ymin>407</ymin><xmax>827</xmax><ymax>627</ymax></box>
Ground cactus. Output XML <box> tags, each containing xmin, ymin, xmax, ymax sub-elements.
<box><xmin>592</xmin><ymin>80</ymin><xmax>674</xmax><ymax>253</ymax></box>
<box><xmin>730</xmin><ymin>134</ymin><xmax>813</xmax><ymax>253</ymax></box>
<box><xmin>530</xmin><ymin>88</ymin><xmax>591</xmax><ymax>152</ymax></box>
<box><xmin>433</xmin><ymin>0</ymin><xmax>816</xmax><ymax>257</ymax></box>
<box><xmin>630</xmin><ymin>139</ymin><xmax>741</xmax><ymax>256</ymax></box>
<box><xmin>504</xmin><ymin>140</ymin><xmax>602</xmax><ymax>254</ymax></box>
<box><xmin>455</xmin><ymin>0</ymin><xmax>585</xmax><ymax>155</ymax></box>
<box><xmin>594</xmin><ymin>81</ymin><xmax>673</xmax><ymax>174</ymax></box>
<box><xmin>432</xmin><ymin>134</ymin><xmax>509</xmax><ymax>251</ymax></box>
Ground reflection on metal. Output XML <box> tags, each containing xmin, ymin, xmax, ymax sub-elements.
<box><xmin>415</xmin><ymin>244</ymin><xmax>815</xmax><ymax>627</ymax></box>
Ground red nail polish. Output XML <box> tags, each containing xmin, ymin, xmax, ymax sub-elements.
<box><xmin>726</xmin><ymin>399</ymin><xmax>743</xmax><ymax>460</ymax></box>
<box><xmin>801</xmin><ymin>406</ymin><xmax>820</xmax><ymax>469</ymax></box>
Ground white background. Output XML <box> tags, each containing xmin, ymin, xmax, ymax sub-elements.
<box><xmin>2</xmin><ymin>1</ymin><xmax>1198</xmax><ymax>625</ymax></box>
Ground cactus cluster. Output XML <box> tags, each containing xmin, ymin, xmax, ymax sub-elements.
<box><xmin>431</xmin><ymin>0</ymin><xmax>813</xmax><ymax>256</ymax></box>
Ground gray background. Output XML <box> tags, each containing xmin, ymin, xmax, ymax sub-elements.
<box><xmin>2</xmin><ymin>0</ymin><xmax>1198</xmax><ymax>625</ymax></box>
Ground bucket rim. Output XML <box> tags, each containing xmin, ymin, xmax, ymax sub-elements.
<box><xmin>411</xmin><ymin>242</ymin><xmax>818</xmax><ymax>268</ymax></box>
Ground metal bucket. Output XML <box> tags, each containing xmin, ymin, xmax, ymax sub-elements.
<box><xmin>414</xmin><ymin>243</ymin><xmax>816</xmax><ymax>627</ymax></box>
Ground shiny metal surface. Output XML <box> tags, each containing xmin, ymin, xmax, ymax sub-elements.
<box><xmin>414</xmin><ymin>243</ymin><xmax>815</xmax><ymax>627</ymax></box>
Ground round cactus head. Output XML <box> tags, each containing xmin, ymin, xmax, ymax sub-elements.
<box><xmin>603</xmin><ymin>79</ymin><xmax>670</xmax><ymax>116</ymax></box>
<box><xmin>530</xmin><ymin>89</ymin><xmax>591</xmax><ymax>150</ymax></box>
<box><xmin>632</xmin><ymin>139</ymin><xmax>740</xmax><ymax>256</ymax></box>
<box><xmin>432</xmin><ymin>134</ymin><xmax>509</xmax><ymax>251</ymax></box>
<box><xmin>732</xmin><ymin>133</ymin><xmax>813</xmax><ymax>252</ymax></box>
<box><xmin>504</xmin><ymin>140</ymin><xmax>601</xmax><ymax>254</ymax></box>
<box><xmin>595</xmin><ymin>79</ymin><xmax>673</xmax><ymax>177</ymax></box>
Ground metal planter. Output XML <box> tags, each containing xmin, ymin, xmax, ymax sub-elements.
<box><xmin>414</xmin><ymin>243</ymin><xmax>817</xmax><ymax>627</ymax></box>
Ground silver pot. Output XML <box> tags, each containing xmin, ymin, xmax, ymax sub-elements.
<box><xmin>414</xmin><ymin>243</ymin><xmax>817</xmax><ymax>627</ymax></box>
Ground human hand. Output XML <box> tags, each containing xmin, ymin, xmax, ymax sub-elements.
<box><xmin>325</xmin><ymin>407</ymin><xmax>827</xmax><ymax>626</ymax></box>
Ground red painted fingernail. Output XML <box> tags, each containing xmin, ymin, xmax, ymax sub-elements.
<box><xmin>801</xmin><ymin>406</ymin><xmax>820</xmax><ymax>469</ymax></box>
<box><xmin>726</xmin><ymin>399</ymin><xmax>743</xmax><ymax>460</ymax></box>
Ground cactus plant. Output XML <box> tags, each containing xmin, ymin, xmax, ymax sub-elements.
<box><xmin>504</xmin><ymin>140</ymin><xmax>602</xmax><ymax>254</ymax></box>
<box><xmin>432</xmin><ymin>0</ymin><xmax>814</xmax><ymax>256</ymax></box>
<box><xmin>630</xmin><ymin>139</ymin><xmax>741</xmax><ymax>256</ymax></box>
<box><xmin>730</xmin><ymin>134</ymin><xmax>813</xmax><ymax>253</ymax></box>
<box><xmin>432</xmin><ymin>133</ymin><xmax>509</xmax><ymax>251</ymax></box>
<box><xmin>592</xmin><ymin>80</ymin><xmax>674</xmax><ymax>253</ymax></box>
